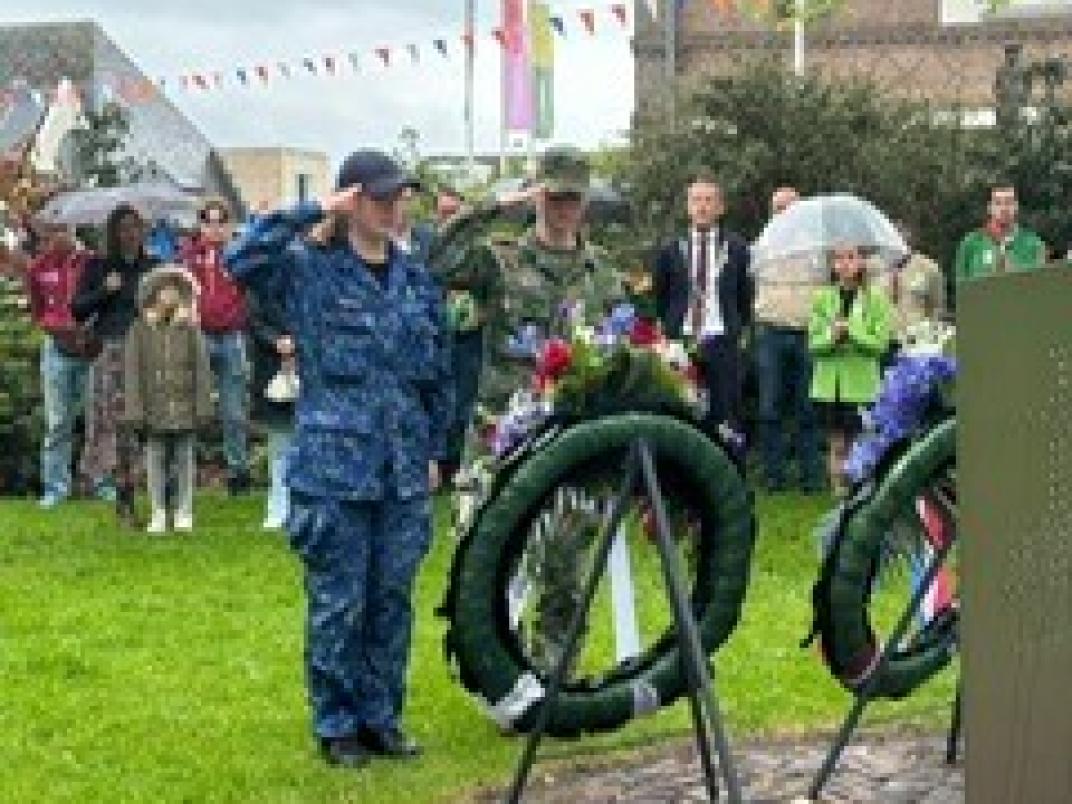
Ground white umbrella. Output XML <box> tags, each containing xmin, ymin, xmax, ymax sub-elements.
<box><xmin>752</xmin><ymin>194</ymin><xmax>907</xmax><ymax>282</ymax></box>
<box><xmin>36</xmin><ymin>180</ymin><xmax>199</xmax><ymax>226</ymax></box>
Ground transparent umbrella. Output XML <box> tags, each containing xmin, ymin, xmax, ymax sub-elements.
<box><xmin>752</xmin><ymin>194</ymin><xmax>907</xmax><ymax>282</ymax></box>
<box><xmin>36</xmin><ymin>180</ymin><xmax>199</xmax><ymax>226</ymax></box>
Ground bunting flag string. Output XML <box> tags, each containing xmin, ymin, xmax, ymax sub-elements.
<box><xmin>579</xmin><ymin>9</ymin><xmax>597</xmax><ymax>35</ymax></box>
<box><xmin>56</xmin><ymin>1</ymin><xmax>632</xmax><ymax>101</ymax></box>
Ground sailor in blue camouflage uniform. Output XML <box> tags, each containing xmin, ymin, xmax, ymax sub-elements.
<box><xmin>224</xmin><ymin>150</ymin><xmax>452</xmax><ymax>769</ymax></box>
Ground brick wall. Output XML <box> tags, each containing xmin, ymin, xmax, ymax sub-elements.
<box><xmin>635</xmin><ymin>0</ymin><xmax>1072</xmax><ymax>116</ymax></box>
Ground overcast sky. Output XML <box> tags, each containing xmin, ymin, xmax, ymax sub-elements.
<box><xmin>4</xmin><ymin>1</ymin><xmax>635</xmax><ymax>168</ymax></box>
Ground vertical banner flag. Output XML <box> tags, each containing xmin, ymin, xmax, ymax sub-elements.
<box><xmin>502</xmin><ymin>0</ymin><xmax>534</xmax><ymax>132</ymax></box>
<box><xmin>529</xmin><ymin>1</ymin><xmax>555</xmax><ymax>140</ymax></box>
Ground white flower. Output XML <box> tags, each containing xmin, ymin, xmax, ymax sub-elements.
<box><xmin>656</xmin><ymin>340</ymin><xmax>691</xmax><ymax>371</ymax></box>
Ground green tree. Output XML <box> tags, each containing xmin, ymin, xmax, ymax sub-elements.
<box><xmin>72</xmin><ymin>101</ymin><xmax>130</xmax><ymax>188</ymax></box>
<box><xmin>619</xmin><ymin>58</ymin><xmax>1069</xmax><ymax>275</ymax></box>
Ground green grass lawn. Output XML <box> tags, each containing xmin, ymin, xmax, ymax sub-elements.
<box><xmin>0</xmin><ymin>491</ymin><xmax>957</xmax><ymax>802</ymax></box>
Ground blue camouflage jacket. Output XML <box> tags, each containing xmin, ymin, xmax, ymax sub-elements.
<box><xmin>224</xmin><ymin>202</ymin><xmax>453</xmax><ymax>501</ymax></box>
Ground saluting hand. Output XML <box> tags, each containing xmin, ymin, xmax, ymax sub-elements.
<box><xmin>105</xmin><ymin>272</ymin><xmax>123</xmax><ymax>293</ymax></box>
<box><xmin>322</xmin><ymin>186</ymin><xmax>362</xmax><ymax>216</ymax></box>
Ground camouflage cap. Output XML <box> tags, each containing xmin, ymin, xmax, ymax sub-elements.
<box><xmin>537</xmin><ymin>146</ymin><xmax>590</xmax><ymax>195</ymax></box>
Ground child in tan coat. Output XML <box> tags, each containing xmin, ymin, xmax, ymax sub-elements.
<box><xmin>122</xmin><ymin>265</ymin><xmax>213</xmax><ymax>533</ymax></box>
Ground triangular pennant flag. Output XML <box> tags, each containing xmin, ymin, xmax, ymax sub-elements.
<box><xmin>303</xmin><ymin>58</ymin><xmax>317</xmax><ymax>75</ymax></box>
<box><xmin>157</xmin><ymin>77</ymin><xmax>167</xmax><ymax>89</ymax></box>
<box><xmin>324</xmin><ymin>56</ymin><xmax>336</xmax><ymax>75</ymax></box>
<box><xmin>433</xmin><ymin>38</ymin><xmax>448</xmax><ymax>58</ymax></box>
<box><xmin>348</xmin><ymin>52</ymin><xmax>361</xmax><ymax>71</ymax></box>
<box><xmin>193</xmin><ymin>74</ymin><xmax>209</xmax><ymax>90</ymax></box>
<box><xmin>579</xmin><ymin>9</ymin><xmax>596</xmax><ymax>35</ymax></box>
<box><xmin>236</xmin><ymin>68</ymin><xmax>248</xmax><ymax>85</ymax></box>
<box><xmin>375</xmin><ymin>47</ymin><xmax>391</xmax><ymax>67</ymax></box>
<box><xmin>180</xmin><ymin>75</ymin><xmax>190</xmax><ymax>91</ymax></box>
<box><xmin>492</xmin><ymin>27</ymin><xmax>507</xmax><ymax>47</ymax></box>
<box><xmin>278</xmin><ymin>62</ymin><xmax>292</xmax><ymax>79</ymax></box>
<box><xmin>212</xmin><ymin>72</ymin><xmax>223</xmax><ymax>89</ymax></box>
<box><xmin>461</xmin><ymin>32</ymin><xmax>475</xmax><ymax>50</ymax></box>
<box><xmin>611</xmin><ymin>3</ymin><xmax>628</xmax><ymax>26</ymax></box>
<box><xmin>406</xmin><ymin>44</ymin><xmax>420</xmax><ymax>63</ymax></box>
<box><xmin>255</xmin><ymin>65</ymin><xmax>270</xmax><ymax>83</ymax></box>
<box><xmin>549</xmin><ymin>15</ymin><xmax>566</xmax><ymax>36</ymax></box>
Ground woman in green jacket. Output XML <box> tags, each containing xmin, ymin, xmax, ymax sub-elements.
<box><xmin>809</xmin><ymin>245</ymin><xmax>893</xmax><ymax>495</ymax></box>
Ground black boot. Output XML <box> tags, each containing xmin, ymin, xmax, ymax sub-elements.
<box><xmin>318</xmin><ymin>735</ymin><xmax>372</xmax><ymax>768</ymax></box>
<box><xmin>358</xmin><ymin>726</ymin><xmax>422</xmax><ymax>759</ymax></box>
<box><xmin>227</xmin><ymin>473</ymin><xmax>251</xmax><ymax>497</ymax></box>
<box><xmin>116</xmin><ymin>489</ymin><xmax>140</xmax><ymax>530</ymax></box>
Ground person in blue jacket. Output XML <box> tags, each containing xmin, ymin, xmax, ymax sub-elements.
<box><xmin>224</xmin><ymin>150</ymin><xmax>452</xmax><ymax>769</ymax></box>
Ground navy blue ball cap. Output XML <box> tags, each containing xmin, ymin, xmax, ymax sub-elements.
<box><xmin>336</xmin><ymin>149</ymin><xmax>420</xmax><ymax>198</ymax></box>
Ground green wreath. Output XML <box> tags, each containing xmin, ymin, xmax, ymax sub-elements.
<box><xmin>440</xmin><ymin>412</ymin><xmax>755</xmax><ymax>736</ymax></box>
<box><xmin>809</xmin><ymin>417</ymin><xmax>958</xmax><ymax>700</ymax></box>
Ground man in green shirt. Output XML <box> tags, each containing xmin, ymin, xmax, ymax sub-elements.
<box><xmin>953</xmin><ymin>185</ymin><xmax>1046</xmax><ymax>283</ymax></box>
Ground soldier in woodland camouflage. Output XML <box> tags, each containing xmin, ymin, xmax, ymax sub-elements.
<box><xmin>431</xmin><ymin>146</ymin><xmax>625</xmax><ymax>670</ymax></box>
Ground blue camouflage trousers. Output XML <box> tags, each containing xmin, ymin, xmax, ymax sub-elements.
<box><xmin>288</xmin><ymin>489</ymin><xmax>432</xmax><ymax>739</ymax></box>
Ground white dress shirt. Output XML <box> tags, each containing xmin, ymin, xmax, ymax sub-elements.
<box><xmin>683</xmin><ymin>226</ymin><xmax>725</xmax><ymax>340</ymax></box>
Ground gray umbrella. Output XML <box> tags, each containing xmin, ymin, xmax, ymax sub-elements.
<box><xmin>0</xmin><ymin>83</ymin><xmax>45</xmax><ymax>154</ymax></box>
<box><xmin>752</xmin><ymin>194</ymin><xmax>907</xmax><ymax>282</ymax></box>
<box><xmin>36</xmin><ymin>180</ymin><xmax>199</xmax><ymax>226</ymax></box>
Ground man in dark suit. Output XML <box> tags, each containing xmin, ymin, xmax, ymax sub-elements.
<box><xmin>652</xmin><ymin>173</ymin><xmax>753</xmax><ymax>436</ymax></box>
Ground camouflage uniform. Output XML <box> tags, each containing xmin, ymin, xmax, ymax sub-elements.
<box><xmin>448</xmin><ymin>148</ymin><xmax>626</xmax><ymax>668</ymax></box>
<box><xmin>224</xmin><ymin>201</ymin><xmax>452</xmax><ymax>740</ymax></box>
<box><xmin>425</xmin><ymin>223</ymin><xmax>503</xmax><ymax>475</ymax></box>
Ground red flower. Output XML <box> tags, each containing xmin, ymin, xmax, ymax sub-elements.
<box><xmin>538</xmin><ymin>339</ymin><xmax>573</xmax><ymax>379</ymax></box>
<box><xmin>629</xmin><ymin>318</ymin><xmax>661</xmax><ymax>347</ymax></box>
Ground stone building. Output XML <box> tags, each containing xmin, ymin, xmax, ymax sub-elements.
<box><xmin>220</xmin><ymin>147</ymin><xmax>330</xmax><ymax>211</ymax></box>
<box><xmin>634</xmin><ymin>0</ymin><xmax>1072</xmax><ymax>119</ymax></box>
<box><xmin>0</xmin><ymin>20</ymin><xmax>242</xmax><ymax>211</ymax></box>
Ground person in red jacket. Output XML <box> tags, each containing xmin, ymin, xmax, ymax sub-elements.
<box><xmin>1</xmin><ymin>221</ymin><xmax>101</xmax><ymax>507</ymax></box>
<box><xmin>182</xmin><ymin>198</ymin><xmax>251</xmax><ymax>495</ymax></box>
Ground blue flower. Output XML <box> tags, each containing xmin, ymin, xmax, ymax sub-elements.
<box><xmin>846</xmin><ymin>355</ymin><xmax>956</xmax><ymax>482</ymax></box>
<box><xmin>506</xmin><ymin>323</ymin><xmax>545</xmax><ymax>359</ymax></box>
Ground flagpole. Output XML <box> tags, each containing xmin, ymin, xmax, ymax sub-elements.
<box><xmin>665</xmin><ymin>0</ymin><xmax>677</xmax><ymax>124</ymax></box>
<box><xmin>793</xmin><ymin>0</ymin><xmax>804</xmax><ymax>76</ymax></box>
<box><xmin>500</xmin><ymin>0</ymin><xmax>508</xmax><ymax>176</ymax></box>
<box><xmin>466</xmin><ymin>0</ymin><xmax>476</xmax><ymax>176</ymax></box>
